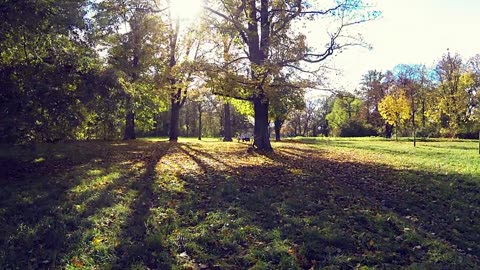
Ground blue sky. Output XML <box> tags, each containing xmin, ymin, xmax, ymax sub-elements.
<box><xmin>330</xmin><ymin>0</ymin><xmax>480</xmax><ymax>91</ymax></box>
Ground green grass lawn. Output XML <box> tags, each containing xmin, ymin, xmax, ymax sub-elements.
<box><xmin>0</xmin><ymin>137</ymin><xmax>479</xmax><ymax>269</ymax></box>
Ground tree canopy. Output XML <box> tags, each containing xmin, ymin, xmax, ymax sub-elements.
<box><xmin>3</xmin><ymin>0</ymin><xmax>480</xmax><ymax>145</ymax></box>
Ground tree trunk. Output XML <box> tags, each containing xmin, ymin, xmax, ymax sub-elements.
<box><xmin>223</xmin><ymin>102</ymin><xmax>232</xmax><ymax>142</ymax></box>
<box><xmin>412</xmin><ymin>113</ymin><xmax>416</xmax><ymax>147</ymax></box>
<box><xmin>324</xmin><ymin>120</ymin><xmax>329</xmax><ymax>137</ymax></box>
<box><xmin>413</xmin><ymin>128</ymin><xmax>417</xmax><ymax>147</ymax></box>
<box><xmin>253</xmin><ymin>97</ymin><xmax>272</xmax><ymax>151</ymax></box>
<box><xmin>385</xmin><ymin>123</ymin><xmax>393</xmax><ymax>138</ymax></box>
<box><xmin>185</xmin><ymin>104</ymin><xmax>190</xmax><ymax>137</ymax></box>
<box><xmin>274</xmin><ymin>118</ymin><xmax>283</xmax><ymax>141</ymax></box>
<box><xmin>169</xmin><ymin>102</ymin><xmax>181</xmax><ymax>141</ymax></box>
<box><xmin>124</xmin><ymin>97</ymin><xmax>136</xmax><ymax>140</ymax></box>
<box><xmin>412</xmin><ymin>95</ymin><xmax>416</xmax><ymax>147</ymax></box>
<box><xmin>395</xmin><ymin>123</ymin><xmax>398</xmax><ymax>141</ymax></box>
<box><xmin>421</xmin><ymin>99</ymin><xmax>426</xmax><ymax>128</ymax></box>
<box><xmin>103</xmin><ymin>122</ymin><xmax>107</xmax><ymax>141</ymax></box>
<box><xmin>197</xmin><ymin>102</ymin><xmax>202</xmax><ymax>140</ymax></box>
<box><xmin>123</xmin><ymin>21</ymin><xmax>139</xmax><ymax>141</ymax></box>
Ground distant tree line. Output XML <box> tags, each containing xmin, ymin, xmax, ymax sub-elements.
<box><xmin>281</xmin><ymin>51</ymin><xmax>480</xmax><ymax>139</ymax></box>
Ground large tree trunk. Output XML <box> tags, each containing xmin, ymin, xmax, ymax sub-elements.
<box><xmin>124</xmin><ymin>96</ymin><xmax>136</xmax><ymax>140</ymax></box>
<box><xmin>169</xmin><ymin>102</ymin><xmax>181</xmax><ymax>141</ymax></box>
<box><xmin>223</xmin><ymin>102</ymin><xmax>232</xmax><ymax>142</ymax></box>
<box><xmin>123</xmin><ymin>21</ymin><xmax>140</xmax><ymax>141</ymax></box>
<box><xmin>274</xmin><ymin>118</ymin><xmax>283</xmax><ymax>141</ymax></box>
<box><xmin>253</xmin><ymin>97</ymin><xmax>272</xmax><ymax>151</ymax></box>
<box><xmin>245</xmin><ymin>0</ymin><xmax>272</xmax><ymax>151</ymax></box>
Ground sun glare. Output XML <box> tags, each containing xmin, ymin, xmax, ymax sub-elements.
<box><xmin>170</xmin><ymin>0</ymin><xmax>203</xmax><ymax>21</ymax></box>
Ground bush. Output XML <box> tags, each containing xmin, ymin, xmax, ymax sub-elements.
<box><xmin>416</xmin><ymin>126</ymin><xmax>440</xmax><ymax>138</ymax></box>
<box><xmin>456</xmin><ymin>131</ymin><xmax>479</xmax><ymax>139</ymax></box>
<box><xmin>338</xmin><ymin>120</ymin><xmax>378</xmax><ymax>137</ymax></box>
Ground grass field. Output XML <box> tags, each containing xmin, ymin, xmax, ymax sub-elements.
<box><xmin>1</xmin><ymin>137</ymin><xmax>479</xmax><ymax>269</ymax></box>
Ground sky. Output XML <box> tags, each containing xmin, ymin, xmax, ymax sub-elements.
<box><xmin>328</xmin><ymin>0</ymin><xmax>480</xmax><ymax>92</ymax></box>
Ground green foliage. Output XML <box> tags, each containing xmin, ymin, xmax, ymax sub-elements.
<box><xmin>326</xmin><ymin>94</ymin><xmax>363</xmax><ymax>133</ymax></box>
<box><xmin>94</xmin><ymin>1</ymin><xmax>170</xmax><ymax>139</ymax></box>
<box><xmin>338</xmin><ymin>120</ymin><xmax>378</xmax><ymax>137</ymax></box>
<box><xmin>230</xmin><ymin>99</ymin><xmax>254</xmax><ymax>116</ymax></box>
<box><xmin>269</xmin><ymin>81</ymin><xmax>306</xmax><ymax>122</ymax></box>
<box><xmin>0</xmin><ymin>0</ymin><xmax>99</xmax><ymax>143</ymax></box>
<box><xmin>416</xmin><ymin>126</ymin><xmax>440</xmax><ymax>138</ymax></box>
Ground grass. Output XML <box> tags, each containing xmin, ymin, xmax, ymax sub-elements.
<box><xmin>291</xmin><ymin>137</ymin><xmax>480</xmax><ymax>177</ymax></box>
<box><xmin>0</xmin><ymin>137</ymin><xmax>479</xmax><ymax>269</ymax></box>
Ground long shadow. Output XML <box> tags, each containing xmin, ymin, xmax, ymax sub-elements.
<box><xmin>0</xmin><ymin>142</ymin><xmax>118</xmax><ymax>268</ymax></box>
<box><xmin>5</xmin><ymin>140</ymin><xmax>478</xmax><ymax>268</ymax></box>
<box><xmin>169</xmin><ymin>143</ymin><xmax>480</xmax><ymax>268</ymax></box>
<box><xmin>180</xmin><ymin>144</ymin><xmax>235</xmax><ymax>171</ymax></box>
<box><xmin>325</xmin><ymin>142</ymin><xmax>479</xmax><ymax>166</ymax></box>
<box><xmin>265</xmin><ymin>148</ymin><xmax>480</xmax><ymax>255</ymax></box>
<box><xmin>423</xmin><ymin>144</ymin><xmax>479</xmax><ymax>151</ymax></box>
<box><xmin>327</xmin><ymin>142</ymin><xmax>450</xmax><ymax>158</ymax></box>
<box><xmin>0</xmin><ymin>141</ymin><xmax>170</xmax><ymax>269</ymax></box>
<box><xmin>111</xmin><ymin>142</ymin><xmax>172</xmax><ymax>269</ymax></box>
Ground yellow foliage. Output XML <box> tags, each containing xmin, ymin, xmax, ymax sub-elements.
<box><xmin>378</xmin><ymin>90</ymin><xmax>411</xmax><ymax>126</ymax></box>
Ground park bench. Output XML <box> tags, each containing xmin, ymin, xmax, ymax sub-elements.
<box><xmin>237</xmin><ymin>134</ymin><xmax>252</xmax><ymax>142</ymax></box>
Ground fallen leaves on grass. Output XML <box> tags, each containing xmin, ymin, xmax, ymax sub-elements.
<box><xmin>1</xmin><ymin>139</ymin><xmax>479</xmax><ymax>269</ymax></box>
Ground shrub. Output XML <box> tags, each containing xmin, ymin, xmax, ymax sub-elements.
<box><xmin>416</xmin><ymin>126</ymin><xmax>440</xmax><ymax>138</ymax></box>
<box><xmin>338</xmin><ymin>120</ymin><xmax>378</xmax><ymax>137</ymax></box>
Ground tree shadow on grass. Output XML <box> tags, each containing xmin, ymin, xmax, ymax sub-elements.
<box><xmin>0</xmin><ymin>141</ymin><xmax>170</xmax><ymax>269</ymax></box>
<box><xmin>111</xmin><ymin>142</ymin><xmax>173</xmax><ymax>269</ymax></box>
<box><xmin>2</xmin><ymin>140</ymin><xmax>479</xmax><ymax>269</ymax></box>
<box><xmin>422</xmin><ymin>144</ymin><xmax>479</xmax><ymax>151</ymax></box>
<box><xmin>264</xmin><ymin>148</ymin><xmax>480</xmax><ymax>253</ymax></box>
<box><xmin>0</xmin><ymin>142</ymin><xmax>117</xmax><ymax>268</ymax></box>
<box><xmin>168</xmin><ymin>142</ymin><xmax>479</xmax><ymax>269</ymax></box>
<box><xmin>180</xmin><ymin>144</ymin><xmax>236</xmax><ymax>171</ymax></box>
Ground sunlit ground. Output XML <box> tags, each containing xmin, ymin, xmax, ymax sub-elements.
<box><xmin>0</xmin><ymin>138</ymin><xmax>479</xmax><ymax>269</ymax></box>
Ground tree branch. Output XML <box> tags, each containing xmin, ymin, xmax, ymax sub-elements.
<box><xmin>204</xmin><ymin>7</ymin><xmax>249</xmax><ymax>45</ymax></box>
<box><xmin>212</xmin><ymin>89</ymin><xmax>253</xmax><ymax>101</ymax></box>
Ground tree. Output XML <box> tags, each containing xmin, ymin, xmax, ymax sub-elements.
<box><xmin>392</xmin><ymin>64</ymin><xmax>432</xmax><ymax>146</ymax></box>
<box><xmin>315</xmin><ymin>97</ymin><xmax>334</xmax><ymax>137</ymax></box>
<box><xmin>223</xmin><ymin>101</ymin><xmax>233</xmax><ymax>141</ymax></box>
<box><xmin>269</xmin><ymin>77</ymin><xmax>305</xmax><ymax>141</ymax></box>
<box><xmin>468</xmin><ymin>54</ymin><xmax>480</xmax><ymax>153</ymax></box>
<box><xmin>162</xmin><ymin>7</ymin><xmax>208</xmax><ymax>142</ymax></box>
<box><xmin>0</xmin><ymin>0</ymin><xmax>97</xmax><ymax>143</ymax></box>
<box><xmin>358</xmin><ymin>70</ymin><xmax>385</xmax><ymax>123</ymax></box>
<box><xmin>357</xmin><ymin>70</ymin><xmax>394</xmax><ymax>137</ymax></box>
<box><xmin>94</xmin><ymin>0</ymin><xmax>168</xmax><ymax>140</ymax></box>
<box><xmin>326</xmin><ymin>92</ymin><xmax>362</xmax><ymax>135</ymax></box>
<box><xmin>81</xmin><ymin>68</ymin><xmax>130</xmax><ymax>140</ymax></box>
<box><xmin>206</xmin><ymin>0</ymin><xmax>380</xmax><ymax>150</ymax></box>
<box><xmin>432</xmin><ymin>51</ymin><xmax>470</xmax><ymax>137</ymax></box>
<box><xmin>378</xmin><ymin>89</ymin><xmax>411</xmax><ymax>140</ymax></box>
